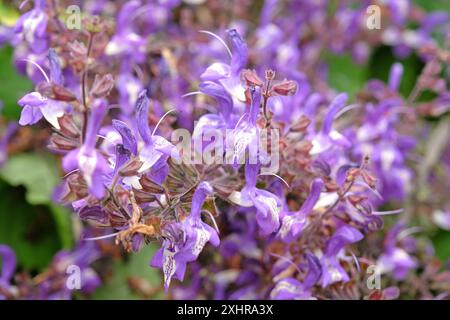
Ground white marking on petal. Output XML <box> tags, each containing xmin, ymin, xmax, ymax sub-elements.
<box><xmin>256</xmin><ymin>194</ymin><xmax>281</xmax><ymax>222</ymax></box>
<box><xmin>313</xmin><ymin>192</ymin><xmax>338</xmax><ymax>211</ymax></box>
<box><xmin>40</xmin><ymin>101</ymin><xmax>64</xmax><ymax>129</ymax></box>
<box><xmin>228</xmin><ymin>191</ymin><xmax>253</xmax><ymax>207</ymax></box>
<box><xmin>162</xmin><ymin>248</ymin><xmax>177</xmax><ymax>289</ymax></box>
<box><xmin>78</xmin><ymin>149</ymin><xmax>97</xmax><ymax>187</ymax></box>
<box><xmin>191</xmin><ymin>226</ymin><xmax>210</xmax><ymax>258</ymax></box>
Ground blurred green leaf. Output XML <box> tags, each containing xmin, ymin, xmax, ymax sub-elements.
<box><xmin>0</xmin><ymin>46</ymin><xmax>32</xmax><ymax>120</ymax></box>
<box><xmin>93</xmin><ymin>245</ymin><xmax>162</xmax><ymax>300</ymax></box>
<box><xmin>413</xmin><ymin>0</ymin><xmax>450</xmax><ymax>12</ymax></box>
<box><xmin>49</xmin><ymin>203</ymin><xmax>74</xmax><ymax>250</ymax></box>
<box><xmin>0</xmin><ymin>153</ymin><xmax>59</xmax><ymax>205</ymax></box>
<box><xmin>367</xmin><ymin>46</ymin><xmax>423</xmax><ymax>98</ymax></box>
<box><xmin>432</xmin><ymin>230</ymin><xmax>450</xmax><ymax>262</ymax></box>
<box><xmin>0</xmin><ymin>152</ymin><xmax>74</xmax><ymax>249</ymax></box>
<box><xmin>324</xmin><ymin>53</ymin><xmax>368</xmax><ymax>100</ymax></box>
<box><xmin>0</xmin><ymin>181</ymin><xmax>60</xmax><ymax>270</ymax></box>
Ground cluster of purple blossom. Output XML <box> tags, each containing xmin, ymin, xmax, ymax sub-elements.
<box><xmin>1</xmin><ymin>0</ymin><xmax>450</xmax><ymax>300</ymax></box>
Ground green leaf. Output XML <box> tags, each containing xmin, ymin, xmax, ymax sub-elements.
<box><xmin>324</xmin><ymin>53</ymin><xmax>368</xmax><ymax>100</ymax></box>
<box><xmin>0</xmin><ymin>181</ymin><xmax>60</xmax><ymax>270</ymax></box>
<box><xmin>0</xmin><ymin>153</ymin><xmax>74</xmax><ymax>249</ymax></box>
<box><xmin>0</xmin><ymin>46</ymin><xmax>33</xmax><ymax>120</ymax></box>
<box><xmin>413</xmin><ymin>0</ymin><xmax>450</xmax><ymax>12</ymax></box>
<box><xmin>432</xmin><ymin>230</ymin><xmax>450</xmax><ymax>262</ymax></box>
<box><xmin>93</xmin><ymin>245</ymin><xmax>163</xmax><ymax>299</ymax></box>
<box><xmin>0</xmin><ymin>153</ymin><xmax>60</xmax><ymax>205</ymax></box>
<box><xmin>48</xmin><ymin>203</ymin><xmax>74</xmax><ymax>250</ymax></box>
<box><xmin>367</xmin><ymin>46</ymin><xmax>423</xmax><ymax>98</ymax></box>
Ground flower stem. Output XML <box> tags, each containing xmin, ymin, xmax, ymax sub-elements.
<box><xmin>82</xmin><ymin>33</ymin><xmax>95</xmax><ymax>142</ymax></box>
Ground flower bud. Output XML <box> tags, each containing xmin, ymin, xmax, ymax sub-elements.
<box><xmin>290</xmin><ymin>115</ymin><xmax>311</xmax><ymax>132</ymax></box>
<box><xmin>58</xmin><ymin>115</ymin><xmax>80</xmax><ymax>138</ymax></box>
<box><xmin>265</xmin><ymin>69</ymin><xmax>276</xmax><ymax>81</ymax></box>
<box><xmin>271</xmin><ymin>79</ymin><xmax>298</xmax><ymax>96</ymax></box>
<box><xmin>36</xmin><ymin>82</ymin><xmax>76</xmax><ymax>102</ymax></box>
<box><xmin>48</xmin><ymin>135</ymin><xmax>78</xmax><ymax>151</ymax></box>
<box><xmin>90</xmin><ymin>74</ymin><xmax>114</xmax><ymax>98</ymax></box>
<box><xmin>242</xmin><ymin>69</ymin><xmax>263</xmax><ymax>87</ymax></box>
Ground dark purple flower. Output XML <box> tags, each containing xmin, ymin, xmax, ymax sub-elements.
<box><xmin>135</xmin><ymin>90</ymin><xmax>179</xmax><ymax>173</ymax></box>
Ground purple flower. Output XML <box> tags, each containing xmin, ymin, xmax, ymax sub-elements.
<box><xmin>0</xmin><ymin>122</ymin><xmax>18</xmax><ymax>166</ymax></box>
<box><xmin>228</xmin><ymin>163</ymin><xmax>282</xmax><ymax>234</ymax></box>
<box><xmin>110</xmin><ymin>119</ymin><xmax>139</xmax><ymax>180</ymax></box>
<box><xmin>63</xmin><ymin>99</ymin><xmax>110</xmax><ymax>198</ymax></box>
<box><xmin>377</xmin><ymin>222</ymin><xmax>417</xmax><ymax>280</ymax></box>
<box><xmin>200</xmin><ymin>29</ymin><xmax>248</xmax><ymax>103</ymax></box>
<box><xmin>116</xmin><ymin>70</ymin><xmax>143</xmax><ymax>115</ymax></box>
<box><xmin>310</xmin><ymin>93</ymin><xmax>351</xmax><ymax>155</ymax></box>
<box><xmin>0</xmin><ymin>245</ymin><xmax>16</xmax><ymax>299</ymax></box>
<box><xmin>320</xmin><ymin>225</ymin><xmax>363</xmax><ymax>287</ymax></box>
<box><xmin>105</xmin><ymin>1</ymin><xmax>146</xmax><ymax>63</ymax></box>
<box><xmin>18</xmin><ymin>49</ymin><xmax>66</xmax><ymax>129</ymax></box>
<box><xmin>0</xmin><ymin>25</ymin><xmax>14</xmax><ymax>47</ymax></box>
<box><xmin>278</xmin><ymin>178</ymin><xmax>324</xmax><ymax>242</ymax></box>
<box><xmin>193</xmin><ymin>29</ymin><xmax>250</xmax><ymax>147</ymax></box>
<box><xmin>39</xmin><ymin>239</ymin><xmax>101</xmax><ymax>299</ymax></box>
<box><xmin>270</xmin><ymin>254</ymin><xmax>321</xmax><ymax>300</ymax></box>
<box><xmin>270</xmin><ymin>278</ymin><xmax>313</xmax><ymax>300</ymax></box>
<box><xmin>227</xmin><ymin>86</ymin><xmax>262</xmax><ymax>165</ymax></box>
<box><xmin>151</xmin><ymin>182</ymin><xmax>219</xmax><ymax>290</ymax></box>
<box><xmin>14</xmin><ymin>0</ymin><xmax>48</xmax><ymax>53</ymax></box>
<box><xmin>135</xmin><ymin>90</ymin><xmax>179</xmax><ymax>173</ymax></box>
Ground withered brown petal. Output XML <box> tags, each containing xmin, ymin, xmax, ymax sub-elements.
<box><xmin>139</xmin><ymin>175</ymin><xmax>164</xmax><ymax>194</ymax></box>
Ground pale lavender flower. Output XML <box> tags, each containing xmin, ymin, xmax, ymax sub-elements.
<box><xmin>18</xmin><ymin>49</ymin><xmax>66</xmax><ymax>129</ymax></box>
<box><xmin>14</xmin><ymin>0</ymin><xmax>48</xmax><ymax>53</ymax></box>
